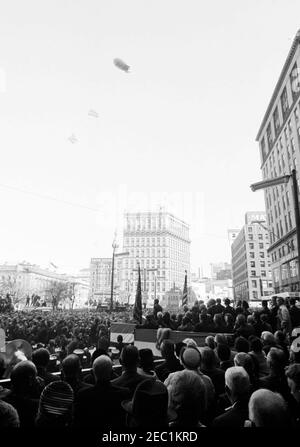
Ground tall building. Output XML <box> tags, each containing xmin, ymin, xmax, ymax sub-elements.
<box><xmin>256</xmin><ymin>30</ymin><xmax>300</xmax><ymax>294</ymax></box>
<box><xmin>89</xmin><ymin>258</ymin><xmax>112</xmax><ymax>303</ymax></box>
<box><xmin>231</xmin><ymin>212</ymin><xmax>273</xmax><ymax>301</ymax></box>
<box><xmin>228</xmin><ymin>229</ymin><xmax>240</xmax><ymax>247</ymax></box>
<box><xmin>121</xmin><ymin>211</ymin><xmax>190</xmax><ymax>306</ymax></box>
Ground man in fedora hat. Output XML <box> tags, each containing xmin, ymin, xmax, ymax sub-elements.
<box><xmin>122</xmin><ymin>378</ymin><xmax>176</xmax><ymax>428</ymax></box>
<box><xmin>74</xmin><ymin>355</ymin><xmax>129</xmax><ymax>428</ymax></box>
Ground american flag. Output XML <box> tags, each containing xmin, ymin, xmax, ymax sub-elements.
<box><xmin>182</xmin><ymin>270</ymin><xmax>188</xmax><ymax>306</ymax></box>
<box><xmin>133</xmin><ymin>264</ymin><xmax>142</xmax><ymax>324</ymax></box>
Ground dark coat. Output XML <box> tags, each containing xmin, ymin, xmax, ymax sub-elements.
<box><xmin>212</xmin><ymin>399</ymin><xmax>249</xmax><ymax>427</ymax></box>
<box><xmin>111</xmin><ymin>370</ymin><xmax>146</xmax><ymax>397</ymax></box>
<box><xmin>74</xmin><ymin>381</ymin><xmax>130</xmax><ymax>428</ymax></box>
<box><xmin>4</xmin><ymin>392</ymin><xmax>39</xmax><ymax>428</ymax></box>
<box><xmin>155</xmin><ymin>358</ymin><xmax>183</xmax><ymax>382</ymax></box>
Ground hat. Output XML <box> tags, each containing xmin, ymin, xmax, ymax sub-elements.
<box><xmin>291</xmin><ymin>327</ymin><xmax>300</xmax><ymax>339</ymax></box>
<box><xmin>39</xmin><ymin>381</ymin><xmax>74</xmax><ymax>416</ymax></box>
<box><xmin>122</xmin><ymin>379</ymin><xmax>176</xmax><ymax>423</ymax></box>
<box><xmin>180</xmin><ymin>346</ymin><xmax>201</xmax><ymax>369</ymax></box>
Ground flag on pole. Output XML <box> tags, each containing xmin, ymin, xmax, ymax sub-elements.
<box><xmin>182</xmin><ymin>270</ymin><xmax>188</xmax><ymax>306</ymax></box>
<box><xmin>133</xmin><ymin>264</ymin><xmax>142</xmax><ymax>324</ymax></box>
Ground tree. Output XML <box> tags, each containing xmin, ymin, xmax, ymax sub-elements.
<box><xmin>0</xmin><ymin>276</ymin><xmax>21</xmax><ymax>304</ymax></box>
<box><xmin>46</xmin><ymin>281</ymin><xmax>69</xmax><ymax>310</ymax></box>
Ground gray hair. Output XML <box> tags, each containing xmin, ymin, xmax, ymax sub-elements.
<box><xmin>249</xmin><ymin>389</ymin><xmax>288</xmax><ymax>427</ymax></box>
<box><xmin>225</xmin><ymin>366</ymin><xmax>250</xmax><ymax>397</ymax></box>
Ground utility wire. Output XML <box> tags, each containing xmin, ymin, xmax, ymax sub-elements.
<box><xmin>0</xmin><ymin>182</ymin><xmax>100</xmax><ymax>212</ymax></box>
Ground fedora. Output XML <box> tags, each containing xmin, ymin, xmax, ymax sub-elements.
<box><xmin>122</xmin><ymin>378</ymin><xmax>176</xmax><ymax>423</ymax></box>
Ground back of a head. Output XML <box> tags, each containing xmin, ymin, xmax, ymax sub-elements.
<box><xmin>214</xmin><ymin>333</ymin><xmax>227</xmax><ymax>346</ymax></box>
<box><xmin>217</xmin><ymin>343</ymin><xmax>231</xmax><ymax>362</ymax></box>
<box><xmin>234</xmin><ymin>353</ymin><xmax>255</xmax><ymax>379</ymax></box>
<box><xmin>139</xmin><ymin>349</ymin><xmax>154</xmax><ymax>370</ymax></box>
<box><xmin>93</xmin><ymin>355</ymin><xmax>113</xmax><ymax>382</ymax></box>
<box><xmin>261</xmin><ymin>331</ymin><xmax>275</xmax><ymax>345</ymax></box>
<box><xmin>11</xmin><ymin>360</ymin><xmax>37</xmax><ymax>392</ymax></box>
<box><xmin>274</xmin><ymin>331</ymin><xmax>286</xmax><ymax>344</ymax></box>
<box><xmin>62</xmin><ymin>354</ymin><xmax>81</xmax><ymax>379</ymax></box>
<box><xmin>120</xmin><ymin>345</ymin><xmax>139</xmax><ymax>369</ymax></box>
<box><xmin>205</xmin><ymin>336</ymin><xmax>215</xmax><ymax>350</ymax></box>
<box><xmin>286</xmin><ymin>363</ymin><xmax>300</xmax><ymax>391</ymax></box>
<box><xmin>201</xmin><ymin>347</ymin><xmax>217</xmax><ymax>370</ymax></box>
<box><xmin>213</xmin><ymin>313</ymin><xmax>223</xmax><ymax>325</ymax></box>
<box><xmin>249</xmin><ymin>389</ymin><xmax>288</xmax><ymax>427</ymax></box>
<box><xmin>234</xmin><ymin>336</ymin><xmax>249</xmax><ymax>353</ymax></box>
<box><xmin>236</xmin><ymin>314</ymin><xmax>246</xmax><ymax>326</ymax></box>
<box><xmin>225</xmin><ymin>366</ymin><xmax>250</xmax><ymax>399</ymax></box>
<box><xmin>250</xmin><ymin>336</ymin><xmax>263</xmax><ymax>353</ymax></box>
<box><xmin>160</xmin><ymin>340</ymin><xmax>175</xmax><ymax>361</ymax></box>
<box><xmin>180</xmin><ymin>346</ymin><xmax>201</xmax><ymax>370</ymax></box>
<box><xmin>169</xmin><ymin>369</ymin><xmax>206</xmax><ymax>420</ymax></box>
<box><xmin>32</xmin><ymin>348</ymin><xmax>50</xmax><ymax>368</ymax></box>
<box><xmin>267</xmin><ymin>347</ymin><xmax>286</xmax><ymax>371</ymax></box>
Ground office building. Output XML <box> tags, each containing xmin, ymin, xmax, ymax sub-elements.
<box><xmin>231</xmin><ymin>212</ymin><xmax>273</xmax><ymax>301</ymax></box>
<box><xmin>256</xmin><ymin>30</ymin><xmax>300</xmax><ymax>294</ymax></box>
<box><xmin>121</xmin><ymin>211</ymin><xmax>191</xmax><ymax>306</ymax></box>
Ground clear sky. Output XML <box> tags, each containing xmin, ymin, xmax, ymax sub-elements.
<box><xmin>0</xmin><ymin>0</ymin><xmax>299</xmax><ymax>275</ymax></box>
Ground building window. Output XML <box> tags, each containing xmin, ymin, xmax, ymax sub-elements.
<box><xmin>261</xmin><ymin>137</ymin><xmax>267</xmax><ymax>160</ymax></box>
<box><xmin>260</xmin><ymin>261</ymin><xmax>266</xmax><ymax>268</ymax></box>
<box><xmin>258</xmin><ymin>234</ymin><xmax>263</xmax><ymax>240</ymax></box>
<box><xmin>248</xmin><ymin>234</ymin><xmax>253</xmax><ymax>240</ymax></box>
<box><xmin>281</xmin><ymin>86</ymin><xmax>289</xmax><ymax>120</ymax></box>
<box><xmin>250</xmin><ymin>252</ymin><xmax>255</xmax><ymax>259</ymax></box>
<box><xmin>273</xmin><ymin>106</ymin><xmax>281</xmax><ymax>135</ymax></box>
<box><xmin>259</xmin><ymin>243</ymin><xmax>264</xmax><ymax>249</ymax></box>
<box><xmin>249</xmin><ymin>243</ymin><xmax>254</xmax><ymax>249</ymax></box>
<box><xmin>261</xmin><ymin>270</ymin><xmax>266</xmax><ymax>277</ymax></box>
<box><xmin>252</xmin><ymin>291</ymin><xmax>258</xmax><ymax>299</ymax></box>
<box><xmin>266</xmin><ymin>123</ymin><xmax>273</xmax><ymax>149</ymax></box>
<box><xmin>252</xmin><ymin>280</ymin><xmax>257</xmax><ymax>288</ymax></box>
<box><xmin>250</xmin><ymin>261</ymin><xmax>256</xmax><ymax>268</ymax></box>
<box><xmin>251</xmin><ymin>270</ymin><xmax>256</xmax><ymax>277</ymax></box>
<box><xmin>290</xmin><ymin>62</ymin><xmax>300</xmax><ymax>99</ymax></box>
<box><xmin>260</xmin><ymin>252</ymin><xmax>265</xmax><ymax>258</ymax></box>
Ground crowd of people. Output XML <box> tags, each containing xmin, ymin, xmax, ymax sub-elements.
<box><xmin>0</xmin><ymin>294</ymin><xmax>14</xmax><ymax>314</ymax></box>
<box><xmin>0</xmin><ymin>295</ymin><xmax>300</xmax><ymax>429</ymax></box>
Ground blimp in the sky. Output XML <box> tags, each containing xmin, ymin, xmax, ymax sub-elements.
<box><xmin>113</xmin><ymin>58</ymin><xmax>130</xmax><ymax>73</ymax></box>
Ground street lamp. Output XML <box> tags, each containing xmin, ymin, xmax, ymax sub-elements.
<box><xmin>250</xmin><ymin>169</ymin><xmax>300</xmax><ymax>290</ymax></box>
<box><xmin>110</xmin><ymin>234</ymin><xmax>130</xmax><ymax>311</ymax></box>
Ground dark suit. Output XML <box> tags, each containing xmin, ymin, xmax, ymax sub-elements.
<box><xmin>212</xmin><ymin>399</ymin><xmax>249</xmax><ymax>427</ymax></box>
<box><xmin>111</xmin><ymin>370</ymin><xmax>146</xmax><ymax>397</ymax></box>
<box><xmin>74</xmin><ymin>381</ymin><xmax>130</xmax><ymax>428</ymax></box>
<box><xmin>155</xmin><ymin>359</ymin><xmax>183</xmax><ymax>382</ymax></box>
<box><xmin>4</xmin><ymin>392</ymin><xmax>39</xmax><ymax>428</ymax></box>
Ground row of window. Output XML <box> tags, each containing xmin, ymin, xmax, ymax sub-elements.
<box><xmin>249</xmin><ymin>251</ymin><xmax>265</xmax><ymax>259</ymax></box>
<box><xmin>261</xmin><ymin>63</ymin><xmax>300</xmax><ymax>160</ymax></box>
<box><xmin>271</xmin><ymin>239</ymin><xmax>295</xmax><ymax>262</ymax></box>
